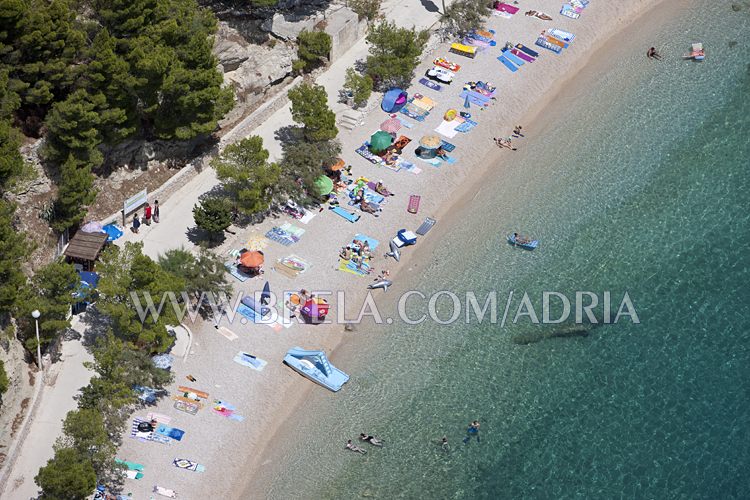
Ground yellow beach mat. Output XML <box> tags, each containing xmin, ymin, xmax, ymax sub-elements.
<box><xmin>413</xmin><ymin>95</ymin><xmax>436</xmax><ymax>111</ymax></box>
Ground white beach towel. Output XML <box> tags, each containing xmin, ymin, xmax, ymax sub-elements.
<box><xmin>435</xmin><ymin>120</ymin><xmax>461</xmax><ymax>138</ymax></box>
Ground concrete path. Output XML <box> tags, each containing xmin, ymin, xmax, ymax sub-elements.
<box><xmin>0</xmin><ymin>335</ymin><xmax>94</xmax><ymax>500</ymax></box>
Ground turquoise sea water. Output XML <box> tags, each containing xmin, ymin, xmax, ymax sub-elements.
<box><xmin>257</xmin><ymin>2</ymin><xmax>750</xmax><ymax>498</ymax></box>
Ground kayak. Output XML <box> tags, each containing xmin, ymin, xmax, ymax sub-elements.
<box><xmin>507</xmin><ymin>233</ymin><xmax>539</xmax><ymax>250</ymax></box>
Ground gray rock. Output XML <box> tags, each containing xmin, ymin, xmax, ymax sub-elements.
<box><xmin>225</xmin><ymin>42</ymin><xmax>294</xmax><ymax>95</ymax></box>
<box><xmin>214</xmin><ymin>23</ymin><xmax>251</xmax><ymax>72</ymax></box>
<box><xmin>261</xmin><ymin>12</ymin><xmax>320</xmax><ymax>41</ymax></box>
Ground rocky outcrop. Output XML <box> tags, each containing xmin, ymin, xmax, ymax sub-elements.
<box><xmin>261</xmin><ymin>12</ymin><xmax>320</xmax><ymax>41</ymax></box>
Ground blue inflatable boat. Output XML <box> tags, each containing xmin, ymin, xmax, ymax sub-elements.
<box><xmin>283</xmin><ymin>347</ymin><xmax>349</xmax><ymax>392</ymax></box>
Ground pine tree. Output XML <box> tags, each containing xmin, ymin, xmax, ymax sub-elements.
<box><xmin>212</xmin><ymin>136</ymin><xmax>281</xmax><ymax>215</ymax></box>
<box><xmin>297</xmin><ymin>30</ymin><xmax>332</xmax><ymax>72</ymax></box>
<box><xmin>35</xmin><ymin>447</ymin><xmax>97</xmax><ymax>500</ymax></box>
<box><xmin>0</xmin><ymin>200</ymin><xmax>32</xmax><ymax>321</ymax></box>
<box><xmin>43</xmin><ymin>89</ymin><xmax>107</xmax><ymax>167</ymax></box>
<box><xmin>288</xmin><ymin>83</ymin><xmax>338</xmax><ymax>142</ymax></box>
<box><xmin>192</xmin><ymin>197</ymin><xmax>233</xmax><ymax>241</ymax></box>
<box><xmin>51</xmin><ymin>155</ymin><xmax>97</xmax><ymax>232</ymax></box>
<box><xmin>365</xmin><ymin>21</ymin><xmax>429</xmax><ymax>90</ymax></box>
<box><xmin>0</xmin><ymin>119</ymin><xmax>24</xmax><ymax>189</ymax></box>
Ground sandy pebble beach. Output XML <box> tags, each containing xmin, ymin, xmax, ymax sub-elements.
<box><xmin>112</xmin><ymin>1</ymin><xmax>673</xmax><ymax>498</ymax></box>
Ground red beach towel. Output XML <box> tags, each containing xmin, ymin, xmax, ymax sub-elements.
<box><xmin>408</xmin><ymin>195</ymin><xmax>421</xmax><ymax>214</ymax></box>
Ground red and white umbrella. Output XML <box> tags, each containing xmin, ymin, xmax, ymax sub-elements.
<box><xmin>379</xmin><ymin>116</ymin><xmax>402</xmax><ymax>134</ymax></box>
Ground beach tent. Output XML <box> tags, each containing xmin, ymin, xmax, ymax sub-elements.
<box><xmin>381</xmin><ymin>88</ymin><xmax>407</xmax><ymax>113</ymax></box>
<box><xmin>81</xmin><ymin>221</ymin><xmax>105</xmax><ymax>233</ymax></box>
<box><xmin>313</xmin><ymin>175</ymin><xmax>334</xmax><ymax>196</ymax></box>
<box><xmin>102</xmin><ymin>223</ymin><xmax>123</xmax><ymax>241</ymax></box>
<box><xmin>369</xmin><ymin>130</ymin><xmax>393</xmax><ymax>153</ymax></box>
<box><xmin>380</xmin><ymin>115</ymin><xmax>402</xmax><ymax>134</ymax></box>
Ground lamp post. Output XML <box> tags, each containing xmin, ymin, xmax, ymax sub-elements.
<box><xmin>31</xmin><ymin>310</ymin><xmax>43</xmax><ymax>377</ymax></box>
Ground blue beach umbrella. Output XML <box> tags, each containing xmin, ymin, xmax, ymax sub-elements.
<box><xmin>463</xmin><ymin>94</ymin><xmax>471</xmax><ymax>109</ymax></box>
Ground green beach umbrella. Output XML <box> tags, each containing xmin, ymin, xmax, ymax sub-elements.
<box><xmin>369</xmin><ymin>130</ymin><xmax>394</xmax><ymax>153</ymax></box>
<box><xmin>313</xmin><ymin>175</ymin><xmax>334</xmax><ymax>196</ymax></box>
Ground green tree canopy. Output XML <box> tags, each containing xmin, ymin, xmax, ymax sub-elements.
<box><xmin>192</xmin><ymin>197</ymin><xmax>233</xmax><ymax>241</ymax></box>
<box><xmin>350</xmin><ymin>0</ymin><xmax>382</xmax><ymax>22</ymax></box>
<box><xmin>440</xmin><ymin>0</ymin><xmax>491</xmax><ymax>38</ymax></box>
<box><xmin>288</xmin><ymin>83</ymin><xmax>338</xmax><ymax>142</ymax></box>
<box><xmin>296</xmin><ymin>30</ymin><xmax>331</xmax><ymax>72</ymax></box>
<box><xmin>35</xmin><ymin>447</ymin><xmax>97</xmax><ymax>500</ymax></box>
<box><xmin>159</xmin><ymin>247</ymin><xmax>231</xmax><ymax>303</ymax></box>
<box><xmin>365</xmin><ymin>21</ymin><xmax>429</xmax><ymax>90</ymax></box>
<box><xmin>281</xmin><ymin>138</ymin><xmax>341</xmax><ymax>203</ymax></box>
<box><xmin>212</xmin><ymin>136</ymin><xmax>281</xmax><ymax>215</ymax></box>
<box><xmin>15</xmin><ymin>260</ymin><xmax>79</xmax><ymax>352</ymax></box>
<box><xmin>96</xmin><ymin>242</ymin><xmax>185</xmax><ymax>352</ymax></box>
<box><xmin>0</xmin><ymin>201</ymin><xmax>32</xmax><ymax>321</ymax></box>
<box><xmin>0</xmin><ymin>118</ymin><xmax>24</xmax><ymax>189</ymax></box>
<box><xmin>56</xmin><ymin>408</ymin><xmax>118</xmax><ymax>481</ymax></box>
<box><xmin>343</xmin><ymin>68</ymin><xmax>373</xmax><ymax>108</ymax></box>
<box><xmin>51</xmin><ymin>155</ymin><xmax>97</xmax><ymax>232</ymax></box>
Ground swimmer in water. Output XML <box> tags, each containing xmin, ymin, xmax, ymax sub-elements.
<box><xmin>463</xmin><ymin>420</ymin><xmax>480</xmax><ymax>444</ymax></box>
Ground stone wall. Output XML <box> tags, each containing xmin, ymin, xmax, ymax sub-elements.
<box><xmin>325</xmin><ymin>7</ymin><xmax>367</xmax><ymax>62</ymax></box>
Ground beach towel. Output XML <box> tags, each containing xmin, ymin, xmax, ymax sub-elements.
<box><xmin>459</xmin><ymin>91</ymin><xmax>491</xmax><ymax>107</ymax></box>
<box><xmin>516</xmin><ymin>44</ymin><xmax>540</xmax><ymax>58</ymax></box>
<box><xmin>495</xmin><ymin>2</ymin><xmax>519</xmax><ymax>14</ymax></box>
<box><xmin>298</xmin><ymin>209</ymin><xmax>316</xmax><ymax>224</ymax></box>
<box><xmin>348</xmin><ymin>185</ymin><xmax>385</xmax><ymax>205</ymax></box>
<box><xmin>545</xmin><ymin>35</ymin><xmax>567</xmax><ymax>49</ymax></box>
<box><xmin>224</xmin><ymin>262</ymin><xmax>251</xmax><ymax>282</ymax></box>
<box><xmin>156</xmin><ymin>424</ymin><xmax>185</xmax><ymax>441</ymax></box>
<box><xmin>416</xmin><ymin>217</ymin><xmax>437</xmax><ymax>236</ymax></box>
<box><xmin>408</xmin><ymin>195</ymin><xmax>421</xmax><ymax>214</ymax></box>
<box><xmin>497</xmin><ymin>54</ymin><xmax>519</xmax><ymax>72</ymax></box>
<box><xmin>440</xmin><ymin>140</ymin><xmax>456</xmax><ymax>152</ymax></box>
<box><xmin>338</xmin><ymin>257</ymin><xmax>372</xmax><ymax>276</ymax></box>
<box><xmin>116</xmin><ymin>459</ymin><xmax>144</xmax><ymax>471</ymax></box>
<box><xmin>237</xmin><ymin>302</ymin><xmax>264</xmax><ymax>323</ymax></box>
<box><xmin>419</xmin><ymin>77</ymin><xmax>442</xmax><ymax>92</ymax></box>
<box><xmin>560</xmin><ymin>4</ymin><xmax>580</xmax><ymax>19</ymax></box>
<box><xmin>173</xmin><ymin>458</ymin><xmax>205</xmax><ymax>473</ymax></box>
<box><xmin>147</xmin><ymin>412</ymin><xmax>171</xmax><ymax>425</ymax></box>
<box><xmin>277</xmin><ymin>254</ymin><xmax>310</xmax><ymax>274</ymax></box>
<box><xmin>216</xmin><ymin>326</ymin><xmax>239</xmax><ymax>341</ymax></box>
<box><xmin>503</xmin><ymin>50</ymin><xmax>525</xmax><ymax>66</ymax></box>
<box><xmin>435</xmin><ymin>119</ymin><xmax>462</xmax><ymax>138</ymax></box>
<box><xmin>130</xmin><ymin>418</ymin><xmax>154</xmax><ymax>441</ymax></box>
<box><xmin>548</xmin><ymin>28</ymin><xmax>576</xmax><ymax>42</ymax></box>
<box><xmin>173</xmin><ymin>400</ymin><xmax>200</xmax><ymax>415</ymax></box>
<box><xmin>493</xmin><ymin>9</ymin><xmax>512</xmax><ymax>18</ymax></box>
<box><xmin>412</xmin><ymin>95</ymin><xmax>435</xmax><ymax>111</ymax></box>
<box><xmin>399</xmin><ymin>104</ymin><xmax>429</xmax><ymax>122</ymax></box>
<box><xmin>177</xmin><ymin>386</ymin><xmax>209</xmax><ymax>399</ymax></box>
<box><xmin>233</xmin><ymin>351</ymin><xmax>268</xmax><ymax>371</ymax></box>
<box><xmin>330</xmin><ymin>206</ymin><xmax>361</xmax><ymax>223</ymax></box>
<box><xmin>124</xmin><ymin>469</ymin><xmax>144</xmax><ymax>480</ymax></box>
<box><xmin>399</xmin><ymin>159</ymin><xmax>422</xmax><ymax>174</ymax></box>
<box><xmin>535</xmin><ymin>37</ymin><xmax>562</xmax><ymax>53</ymax></box>
<box><xmin>455</xmin><ymin>119</ymin><xmax>478</xmax><ymax>133</ymax></box>
<box><xmin>396</xmin><ymin>116</ymin><xmax>415</xmax><ymax>129</ymax></box>
<box><xmin>212</xmin><ymin>400</ymin><xmax>245</xmax><ymax>421</ymax></box>
<box><xmin>265</xmin><ymin>223</ymin><xmax>305</xmax><ymax>246</ymax></box>
<box><xmin>511</xmin><ymin>48</ymin><xmax>535</xmax><ymax>62</ymax></box>
<box><xmin>154</xmin><ymin>486</ymin><xmax>177</xmax><ymax>498</ymax></box>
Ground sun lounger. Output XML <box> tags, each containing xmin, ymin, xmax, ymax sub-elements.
<box><xmin>416</xmin><ymin>217</ymin><xmax>437</xmax><ymax>235</ymax></box>
<box><xmin>497</xmin><ymin>54</ymin><xmax>518</xmax><ymax>72</ymax></box>
<box><xmin>516</xmin><ymin>44</ymin><xmax>540</xmax><ymax>58</ymax></box>
<box><xmin>419</xmin><ymin>77</ymin><xmax>442</xmax><ymax>92</ymax></box>
<box><xmin>503</xmin><ymin>49</ymin><xmax>525</xmax><ymax>66</ymax></box>
<box><xmin>408</xmin><ymin>195</ymin><xmax>421</xmax><ymax>214</ymax></box>
<box><xmin>330</xmin><ymin>206</ymin><xmax>361</xmax><ymax>223</ymax></box>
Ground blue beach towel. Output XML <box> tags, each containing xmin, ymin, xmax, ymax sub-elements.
<box><xmin>459</xmin><ymin>91</ymin><xmax>491</xmax><ymax>107</ymax></box>
<box><xmin>418</xmin><ymin>77</ymin><xmax>443</xmax><ymax>92</ymax></box>
<box><xmin>516</xmin><ymin>44</ymin><xmax>540</xmax><ymax>58</ymax></box>
<box><xmin>224</xmin><ymin>262</ymin><xmax>250</xmax><ymax>282</ymax></box>
<box><xmin>330</xmin><ymin>206</ymin><xmax>361</xmax><ymax>223</ymax></box>
<box><xmin>237</xmin><ymin>303</ymin><xmax>264</xmax><ymax>323</ymax></box>
<box><xmin>156</xmin><ymin>425</ymin><xmax>185</xmax><ymax>441</ymax></box>
<box><xmin>497</xmin><ymin>55</ymin><xmax>519</xmax><ymax>72</ymax></box>
<box><xmin>502</xmin><ymin>50</ymin><xmax>525</xmax><ymax>66</ymax></box>
<box><xmin>396</xmin><ymin>116</ymin><xmax>415</xmax><ymax>129</ymax></box>
<box><xmin>440</xmin><ymin>140</ymin><xmax>456</xmax><ymax>152</ymax></box>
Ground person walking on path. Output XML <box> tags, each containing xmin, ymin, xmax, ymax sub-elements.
<box><xmin>144</xmin><ymin>202</ymin><xmax>152</xmax><ymax>225</ymax></box>
<box><xmin>153</xmin><ymin>200</ymin><xmax>160</xmax><ymax>223</ymax></box>
<box><xmin>132</xmin><ymin>213</ymin><xmax>141</xmax><ymax>233</ymax></box>
<box><xmin>463</xmin><ymin>420</ymin><xmax>480</xmax><ymax>444</ymax></box>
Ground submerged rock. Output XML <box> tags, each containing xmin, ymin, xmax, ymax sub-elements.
<box><xmin>511</xmin><ymin>323</ymin><xmax>603</xmax><ymax>345</ymax></box>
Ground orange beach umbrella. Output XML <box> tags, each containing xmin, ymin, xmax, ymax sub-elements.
<box><xmin>240</xmin><ymin>250</ymin><xmax>264</xmax><ymax>268</ymax></box>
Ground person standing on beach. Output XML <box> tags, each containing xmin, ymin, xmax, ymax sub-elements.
<box><xmin>144</xmin><ymin>202</ymin><xmax>152</xmax><ymax>225</ymax></box>
<box><xmin>463</xmin><ymin>420</ymin><xmax>480</xmax><ymax>444</ymax></box>
<box><xmin>153</xmin><ymin>200</ymin><xmax>160</xmax><ymax>223</ymax></box>
<box><xmin>132</xmin><ymin>213</ymin><xmax>141</xmax><ymax>233</ymax></box>
<box><xmin>513</xmin><ymin>125</ymin><xmax>524</xmax><ymax>137</ymax></box>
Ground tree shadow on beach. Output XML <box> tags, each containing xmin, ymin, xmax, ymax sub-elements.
<box><xmin>420</xmin><ymin>0</ymin><xmax>440</xmax><ymax>13</ymax></box>
<box><xmin>274</xmin><ymin>125</ymin><xmax>304</xmax><ymax>147</ymax></box>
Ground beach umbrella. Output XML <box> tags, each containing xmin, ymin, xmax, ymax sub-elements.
<box><xmin>463</xmin><ymin>94</ymin><xmax>471</xmax><ymax>109</ymax></box>
<box><xmin>81</xmin><ymin>221</ymin><xmax>104</xmax><ymax>233</ymax></box>
<box><xmin>313</xmin><ymin>175</ymin><xmax>334</xmax><ymax>196</ymax></box>
<box><xmin>301</xmin><ymin>297</ymin><xmax>330</xmax><ymax>320</ymax></box>
<box><xmin>240</xmin><ymin>250</ymin><xmax>264</xmax><ymax>268</ymax></box>
<box><xmin>328</xmin><ymin>158</ymin><xmax>346</xmax><ymax>171</ymax></box>
<box><xmin>261</xmin><ymin>281</ymin><xmax>271</xmax><ymax>305</ymax></box>
<box><xmin>369</xmin><ymin>130</ymin><xmax>393</xmax><ymax>153</ymax></box>
<box><xmin>379</xmin><ymin>116</ymin><xmax>402</xmax><ymax>134</ymax></box>
<box><xmin>419</xmin><ymin>135</ymin><xmax>442</xmax><ymax>149</ymax></box>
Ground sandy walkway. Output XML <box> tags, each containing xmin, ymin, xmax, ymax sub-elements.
<box><xmin>112</xmin><ymin>1</ymin><xmax>668</xmax><ymax>499</ymax></box>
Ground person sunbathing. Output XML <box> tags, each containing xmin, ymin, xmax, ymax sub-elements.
<box><xmin>360</xmin><ymin>199</ymin><xmax>380</xmax><ymax>216</ymax></box>
<box><xmin>526</xmin><ymin>10</ymin><xmax>552</xmax><ymax>20</ymax></box>
<box><xmin>375</xmin><ymin>181</ymin><xmax>394</xmax><ymax>196</ymax></box>
<box><xmin>346</xmin><ymin>440</ymin><xmax>367</xmax><ymax>454</ymax></box>
<box><xmin>359</xmin><ymin>433</ymin><xmax>384</xmax><ymax>446</ymax></box>
<box><xmin>340</xmin><ymin>246</ymin><xmax>353</xmax><ymax>260</ymax></box>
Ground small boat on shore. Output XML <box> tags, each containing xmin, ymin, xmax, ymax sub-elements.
<box><xmin>684</xmin><ymin>42</ymin><xmax>705</xmax><ymax>61</ymax></box>
<box><xmin>283</xmin><ymin>347</ymin><xmax>349</xmax><ymax>392</ymax></box>
<box><xmin>507</xmin><ymin>233</ymin><xmax>539</xmax><ymax>250</ymax></box>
